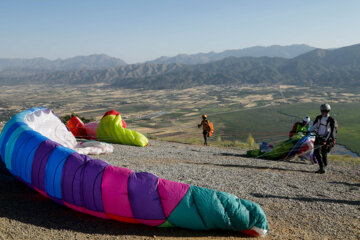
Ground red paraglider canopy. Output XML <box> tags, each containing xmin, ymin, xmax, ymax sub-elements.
<box><xmin>66</xmin><ymin>111</ymin><xmax>127</xmax><ymax>140</ymax></box>
<box><xmin>66</xmin><ymin>116</ymin><xmax>87</xmax><ymax>138</ymax></box>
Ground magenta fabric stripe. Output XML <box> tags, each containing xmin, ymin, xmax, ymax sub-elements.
<box><xmin>101</xmin><ymin>166</ymin><xmax>134</xmax><ymax>218</ymax></box>
<box><xmin>158</xmin><ymin>178</ymin><xmax>189</xmax><ymax>217</ymax></box>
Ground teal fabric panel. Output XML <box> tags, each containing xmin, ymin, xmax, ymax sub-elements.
<box><xmin>0</xmin><ymin>107</ymin><xmax>42</xmax><ymax>159</ymax></box>
<box><xmin>237</xmin><ymin>198</ymin><xmax>269</xmax><ymax>231</ymax></box>
<box><xmin>168</xmin><ymin>185</ymin><xmax>268</xmax><ymax>231</ymax></box>
<box><xmin>0</xmin><ymin>107</ymin><xmax>41</xmax><ymax>147</ymax></box>
<box><xmin>167</xmin><ymin>186</ymin><xmax>207</xmax><ymax>230</ymax></box>
<box><xmin>0</xmin><ymin>122</ymin><xmax>26</xmax><ymax>162</ymax></box>
<box><xmin>0</xmin><ymin>110</ymin><xmax>31</xmax><ymax>147</ymax></box>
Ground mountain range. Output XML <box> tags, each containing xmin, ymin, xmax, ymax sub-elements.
<box><xmin>148</xmin><ymin>44</ymin><xmax>315</xmax><ymax>65</ymax></box>
<box><xmin>0</xmin><ymin>54</ymin><xmax>127</xmax><ymax>72</ymax></box>
<box><xmin>1</xmin><ymin>44</ymin><xmax>359</xmax><ymax>89</ymax></box>
<box><xmin>0</xmin><ymin>45</ymin><xmax>313</xmax><ymax>71</ymax></box>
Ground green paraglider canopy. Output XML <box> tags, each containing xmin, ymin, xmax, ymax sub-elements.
<box><xmin>247</xmin><ymin>133</ymin><xmax>304</xmax><ymax>160</ymax></box>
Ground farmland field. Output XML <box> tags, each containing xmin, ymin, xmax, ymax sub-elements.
<box><xmin>0</xmin><ymin>84</ymin><xmax>359</xmax><ymax>154</ymax></box>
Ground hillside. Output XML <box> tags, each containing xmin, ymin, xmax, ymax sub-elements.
<box><xmin>149</xmin><ymin>44</ymin><xmax>315</xmax><ymax>64</ymax></box>
<box><xmin>0</xmin><ymin>140</ymin><xmax>359</xmax><ymax>239</ymax></box>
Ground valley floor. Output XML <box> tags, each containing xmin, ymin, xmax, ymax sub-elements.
<box><xmin>0</xmin><ymin>140</ymin><xmax>359</xmax><ymax>240</ymax></box>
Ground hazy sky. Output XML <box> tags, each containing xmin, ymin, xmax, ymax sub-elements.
<box><xmin>1</xmin><ymin>0</ymin><xmax>359</xmax><ymax>63</ymax></box>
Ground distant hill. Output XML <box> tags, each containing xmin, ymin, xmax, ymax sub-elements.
<box><xmin>0</xmin><ymin>54</ymin><xmax>127</xmax><ymax>72</ymax></box>
<box><xmin>1</xmin><ymin>43</ymin><xmax>360</xmax><ymax>89</ymax></box>
<box><xmin>0</xmin><ymin>63</ymin><xmax>183</xmax><ymax>85</ymax></box>
<box><xmin>148</xmin><ymin>44</ymin><xmax>315</xmax><ymax>65</ymax></box>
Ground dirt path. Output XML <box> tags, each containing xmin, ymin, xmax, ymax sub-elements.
<box><xmin>0</xmin><ymin>140</ymin><xmax>359</xmax><ymax>240</ymax></box>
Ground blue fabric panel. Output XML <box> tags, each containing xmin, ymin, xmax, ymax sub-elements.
<box><xmin>4</xmin><ymin>124</ymin><xmax>32</xmax><ymax>172</ymax></box>
<box><xmin>45</xmin><ymin>146</ymin><xmax>74</xmax><ymax>199</ymax></box>
<box><xmin>0</xmin><ymin>122</ymin><xmax>26</xmax><ymax>161</ymax></box>
<box><xmin>0</xmin><ymin>109</ymin><xmax>32</xmax><ymax>145</ymax></box>
<box><xmin>12</xmin><ymin>130</ymin><xmax>35</xmax><ymax>178</ymax></box>
<box><xmin>21</xmin><ymin>133</ymin><xmax>47</xmax><ymax>183</ymax></box>
<box><xmin>0</xmin><ymin>108</ymin><xmax>43</xmax><ymax>160</ymax></box>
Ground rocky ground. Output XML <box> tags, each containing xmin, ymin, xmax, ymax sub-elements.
<box><xmin>0</xmin><ymin>140</ymin><xmax>359</xmax><ymax>240</ymax></box>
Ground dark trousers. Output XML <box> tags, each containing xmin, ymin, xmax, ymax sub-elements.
<box><xmin>203</xmin><ymin>130</ymin><xmax>209</xmax><ymax>145</ymax></box>
<box><xmin>314</xmin><ymin>138</ymin><xmax>329</xmax><ymax>170</ymax></box>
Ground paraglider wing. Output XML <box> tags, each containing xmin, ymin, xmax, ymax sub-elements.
<box><xmin>286</xmin><ymin>136</ymin><xmax>309</xmax><ymax>159</ymax></box>
<box><xmin>84</xmin><ymin>121</ymin><xmax>99</xmax><ymax>140</ymax></box>
<box><xmin>97</xmin><ymin>110</ymin><xmax>148</xmax><ymax>147</ymax></box>
<box><xmin>66</xmin><ymin>116</ymin><xmax>87</xmax><ymax>138</ymax></box>
<box><xmin>0</xmin><ymin>108</ymin><xmax>268</xmax><ymax>236</ymax></box>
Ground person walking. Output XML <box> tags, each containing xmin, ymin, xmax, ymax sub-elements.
<box><xmin>198</xmin><ymin>114</ymin><xmax>211</xmax><ymax>146</ymax></box>
<box><xmin>310</xmin><ymin>104</ymin><xmax>336</xmax><ymax>174</ymax></box>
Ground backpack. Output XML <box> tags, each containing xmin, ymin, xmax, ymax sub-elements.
<box><xmin>314</xmin><ymin>115</ymin><xmax>338</xmax><ymax>144</ymax></box>
<box><xmin>208</xmin><ymin>121</ymin><xmax>214</xmax><ymax>137</ymax></box>
<box><xmin>330</xmin><ymin>117</ymin><xmax>338</xmax><ymax>144</ymax></box>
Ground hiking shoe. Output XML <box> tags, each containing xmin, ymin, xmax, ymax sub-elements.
<box><xmin>315</xmin><ymin>169</ymin><xmax>325</xmax><ymax>174</ymax></box>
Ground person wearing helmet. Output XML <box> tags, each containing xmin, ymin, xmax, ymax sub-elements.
<box><xmin>289</xmin><ymin>116</ymin><xmax>311</xmax><ymax>138</ymax></box>
<box><xmin>198</xmin><ymin>114</ymin><xmax>210</xmax><ymax>146</ymax></box>
<box><xmin>310</xmin><ymin>104</ymin><xmax>336</xmax><ymax>174</ymax></box>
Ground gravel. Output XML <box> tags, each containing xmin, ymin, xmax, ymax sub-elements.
<box><xmin>1</xmin><ymin>140</ymin><xmax>359</xmax><ymax>239</ymax></box>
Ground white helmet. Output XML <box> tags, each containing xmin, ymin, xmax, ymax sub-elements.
<box><xmin>303</xmin><ymin>116</ymin><xmax>310</xmax><ymax>124</ymax></box>
<box><xmin>320</xmin><ymin>104</ymin><xmax>331</xmax><ymax>112</ymax></box>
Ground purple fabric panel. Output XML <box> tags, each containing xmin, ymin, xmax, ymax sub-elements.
<box><xmin>82</xmin><ymin>159</ymin><xmax>108</xmax><ymax>212</ymax></box>
<box><xmin>128</xmin><ymin>172</ymin><xmax>165</xmax><ymax>220</ymax></box>
<box><xmin>31</xmin><ymin>140</ymin><xmax>59</xmax><ymax>191</ymax></box>
<box><xmin>62</xmin><ymin>152</ymin><xmax>87</xmax><ymax>205</ymax></box>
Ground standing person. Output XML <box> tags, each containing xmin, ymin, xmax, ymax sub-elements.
<box><xmin>198</xmin><ymin>114</ymin><xmax>210</xmax><ymax>146</ymax></box>
<box><xmin>310</xmin><ymin>104</ymin><xmax>336</xmax><ymax>174</ymax></box>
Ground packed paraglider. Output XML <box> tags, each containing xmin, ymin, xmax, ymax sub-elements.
<box><xmin>0</xmin><ymin>107</ymin><xmax>269</xmax><ymax>237</ymax></box>
<box><xmin>67</xmin><ymin>110</ymin><xmax>148</xmax><ymax>147</ymax></box>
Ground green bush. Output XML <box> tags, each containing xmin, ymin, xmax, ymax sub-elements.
<box><xmin>59</xmin><ymin>113</ymin><xmax>94</xmax><ymax>124</ymax></box>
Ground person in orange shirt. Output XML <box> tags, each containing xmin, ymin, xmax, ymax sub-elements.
<box><xmin>198</xmin><ymin>114</ymin><xmax>211</xmax><ymax>146</ymax></box>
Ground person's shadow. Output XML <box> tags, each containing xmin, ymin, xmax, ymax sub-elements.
<box><xmin>187</xmin><ymin>160</ymin><xmax>314</xmax><ymax>174</ymax></box>
<box><xmin>328</xmin><ymin>181</ymin><xmax>360</xmax><ymax>187</ymax></box>
<box><xmin>251</xmin><ymin>193</ymin><xmax>360</xmax><ymax>206</ymax></box>
<box><xmin>217</xmin><ymin>152</ymin><xmax>309</xmax><ymax>165</ymax></box>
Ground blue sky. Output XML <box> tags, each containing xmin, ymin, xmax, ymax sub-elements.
<box><xmin>1</xmin><ymin>0</ymin><xmax>359</xmax><ymax>63</ymax></box>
